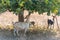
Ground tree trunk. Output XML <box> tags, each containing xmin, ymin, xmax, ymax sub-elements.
<box><xmin>53</xmin><ymin>17</ymin><xmax>54</xmax><ymax>29</ymax></box>
<box><xmin>56</xmin><ymin>17</ymin><xmax>59</xmax><ymax>29</ymax></box>
<box><xmin>18</xmin><ymin>11</ymin><xmax>24</xmax><ymax>22</ymax></box>
<box><xmin>53</xmin><ymin>16</ymin><xmax>59</xmax><ymax>29</ymax></box>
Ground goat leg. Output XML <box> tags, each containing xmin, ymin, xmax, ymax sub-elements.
<box><xmin>13</xmin><ymin>29</ymin><xmax>17</xmax><ymax>36</ymax></box>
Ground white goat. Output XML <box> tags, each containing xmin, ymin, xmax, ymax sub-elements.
<box><xmin>13</xmin><ymin>14</ymin><xmax>31</xmax><ymax>36</ymax></box>
<box><xmin>12</xmin><ymin>22</ymin><xmax>31</xmax><ymax>36</ymax></box>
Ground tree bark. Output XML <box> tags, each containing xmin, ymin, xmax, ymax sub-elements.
<box><xmin>53</xmin><ymin>17</ymin><xmax>54</xmax><ymax>29</ymax></box>
<box><xmin>56</xmin><ymin>17</ymin><xmax>59</xmax><ymax>29</ymax></box>
<box><xmin>18</xmin><ymin>11</ymin><xmax>24</xmax><ymax>22</ymax></box>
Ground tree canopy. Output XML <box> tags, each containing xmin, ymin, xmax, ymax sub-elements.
<box><xmin>0</xmin><ymin>0</ymin><xmax>60</xmax><ymax>15</ymax></box>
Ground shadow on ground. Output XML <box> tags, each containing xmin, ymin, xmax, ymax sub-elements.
<box><xmin>0</xmin><ymin>29</ymin><xmax>59</xmax><ymax>40</ymax></box>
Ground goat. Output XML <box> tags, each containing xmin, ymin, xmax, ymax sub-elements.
<box><xmin>47</xmin><ymin>19</ymin><xmax>54</xmax><ymax>29</ymax></box>
<box><xmin>12</xmin><ymin>22</ymin><xmax>31</xmax><ymax>36</ymax></box>
<box><xmin>12</xmin><ymin>13</ymin><xmax>32</xmax><ymax>36</ymax></box>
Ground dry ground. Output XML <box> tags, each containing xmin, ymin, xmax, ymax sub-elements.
<box><xmin>0</xmin><ymin>28</ymin><xmax>60</xmax><ymax>40</ymax></box>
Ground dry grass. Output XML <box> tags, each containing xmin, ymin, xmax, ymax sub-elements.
<box><xmin>0</xmin><ymin>24</ymin><xmax>14</xmax><ymax>30</ymax></box>
<box><xmin>0</xmin><ymin>24</ymin><xmax>59</xmax><ymax>34</ymax></box>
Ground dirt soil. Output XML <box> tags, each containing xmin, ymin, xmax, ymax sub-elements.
<box><xmin>0</xmin><ymin>30</ymin><xmax>60</xmax><ymax>40</ymax></box>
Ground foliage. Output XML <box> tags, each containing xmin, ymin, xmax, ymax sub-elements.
<box><xmin>0</xmin><ymin>0</ymin><xmax>60</xmax><ymax>15</ymax></box>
